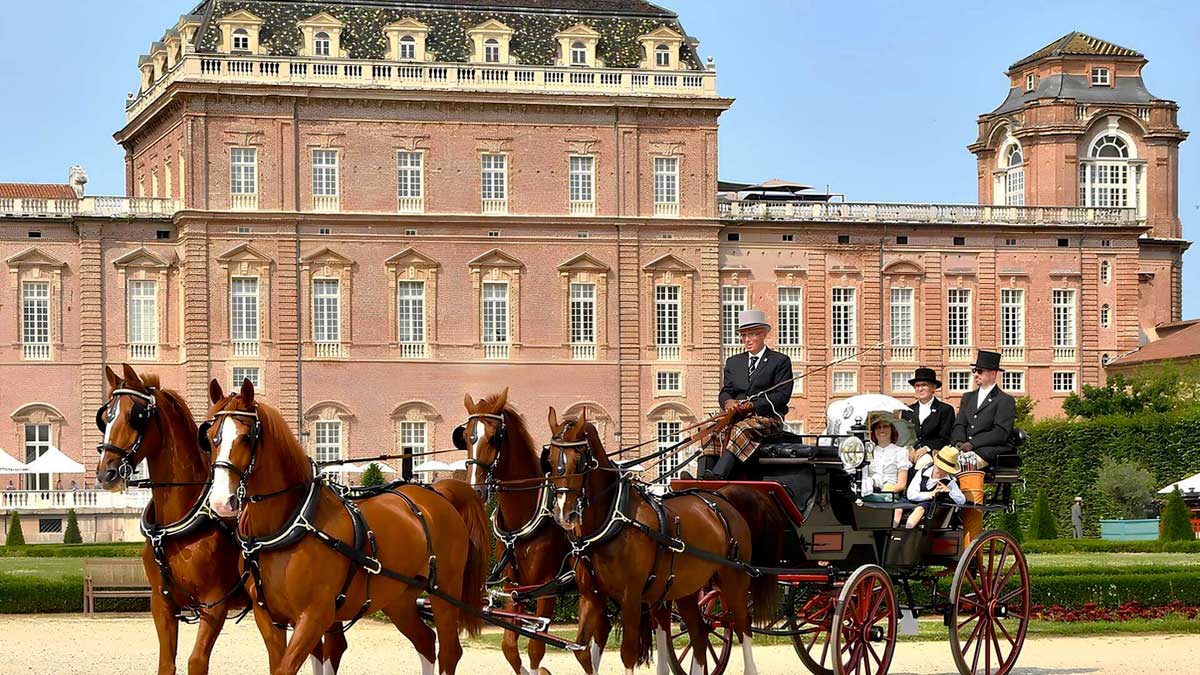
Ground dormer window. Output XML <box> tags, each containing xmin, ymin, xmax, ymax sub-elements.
<box><xmin>399</xmin><ymin>35</ymin><xmax>416</xmax><ymax>60</ymax></box>
<box><xmin>467</xmin><ymin>20</ymin><xmax>513</xmax><ymax>65</ymax></box>
<box><xmin>315</xmin><ymin>32</ymin><xmax>332</xmax><ymax>57</ymax></box>
<box><xmin>655</xmin><ymin>44</ymin><xmax>671</xmax><ymax>67</ymax></box>
<box><xmin>232</xmin><ymin>29</ymin><xmax>250</xmax><ymax>52</ymax></box>
<box><xmin>1091</xmin><ymin>67</ymin><xmax>1110</xmax><ymax>86</ymax></box>
<box><xmin>571</xmin><ymin>42</ymin><xmax>587</xmax><ymax>66</ymax></box>
<box><xmin>1025</xmin><ymin>72</ymin><xmax>1036</xmax><ymax>92</ymax></box>
<box><xmin>484</xmin><ymin>39</ymin><xmax>500</xmax><ymax>63</ymax></box>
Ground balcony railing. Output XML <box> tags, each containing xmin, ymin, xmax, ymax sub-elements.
<box><xmin>948</xmin><ymin>346</ymin><xmax>973</xmax><ymax>362</ymax></box>
<box><xmin>484</xmin><ymin>343</ymin><xmax>510</xmax><ymax>360</ymax></box>
<box><xmin>0</xmin><ymin>196</ymin><xmax>180</xmax><ymax>219</ymax></box>
<box><xmin>777</xmin><ymin>345</ymin><xmax>804</xmax><ymax>361</ymax></box>
<box><xmin>654</xmin><ymin>202</ymin><xmax>680</xmax><ymax>218</ymax></box>
<box><xmin>230</xmin><ymin>192</ymin><xmax>258</xmax><ymax>211</ymax></box>
<box><xmin>23</xmin><ymin>343</ymin><xmax>51</xmax><ymax>361</ymax></box>
<box><xmin>0</xmin><ymin>489</ymin><xmax>151</xmax><ymax>511</ymax></box>
<box><xmin>232</xmin><ymin>340</ymin><xmax>259</xmax><ymax>358</ymax></box>
<box><xmin>128</xmin><ymin>54</ymin><xmax>719</xmax><ymax>120</ymax></box>
<box><xmin>313</xmin><ymin>195</ymin><xmax>340</xmax><ymax>213</ymax></box>
<box><xmin>399</xmin><ymin>342</ymin><xmax>427</xmax><ymax>359</ymax></box>
<box><xmin>571</xmin><ymin>343</ymin><xmax>597</xmax><ymax>361</ymax></box>
<box><xmin>718</xmin><ymin>200</ymin><xmax>1140</xmax><ymax>226</ymax></box>
<box><xmin>722</xmin><ymin>345</ymin><xmax>741</xmax><ymax>360</ymax></box>
<box><xmin>315</xmin><ymin>342</ymin><xmax>347</xmax><ymax>358</ymax></box>
<box><xmin>482</xmin><ymin>198</ymin><xmax>508</xmax><ymax>215</ymax></box>
<box><xmin>657</xmin><ymin>344</ymin><xmax>681</xmax><ymax>361</ymax></box>
<box><xmin>397</xmin><ymin>196</ymin><xmax>424</xmax><ymax>214</ymax></box>
<box><xmin>832</xmin><ymin>345</ymin><xmax>857</xmax><ymax>361</ymax></box>
<box><xmin>569</xmin><ymin>201</ymin><xmax>595</xmax><ymax>216</ymax></box>
<box><xmin>889</xmin><ymin>346</ymin><xmax>915</xmax><ymax>362</ymax></box>
<box><xmin>1001</xmin><ymin>346</ymin><xmax>1025</xmax><ymax>361</ymax></box>
<box><xmin>128</xmin><ymin>343</ymin><xmax>158</xmax><ymax>361</ymax></box>
<box><xmin>1054</xmin><ymin>346</ymin><xmax>1077</xmax><ymax>361</ymax></box>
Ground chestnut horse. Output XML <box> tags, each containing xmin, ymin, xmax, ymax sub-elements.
<box><xmin>94</xmin><ymin>365</ymin><xmax>347</xmax><ymax>675</ymax></box>
<box><xmin>545</xmin><ymin>408</ymin><xmax>775</xmax><ymax>675</ymax></box>
<box><xmin>203</xmin><ymin>378</ymin><xmax>488</xmax><ymax>675</ymax></box>
<box><xmin>459</xmin><ymin>390</ymin><xmax>612</xmax><ymax>675</ymax></box>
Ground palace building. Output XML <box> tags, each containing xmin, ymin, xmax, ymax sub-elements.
<box><xmin>0</xmin><ymin>2</ymin><xmax>1188</xmax><ymax>537</ymax></box>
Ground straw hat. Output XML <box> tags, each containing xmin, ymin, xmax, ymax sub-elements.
<box><xmin>914</xmin><ymin>453</ymin><xmax>934</xmax><ymax>471</ymax></box>
<box><xmin>866</xmin><ymin>411</ymin><xmax>915</xmax><ymax>448</ymax></box>
<box><xmin>934</xmin><ymin>446</ymin><xmax>960</xmax><ymax>475</ymax></box>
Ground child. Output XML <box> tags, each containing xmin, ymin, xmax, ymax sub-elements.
<box><xmin>905</xmin><ymin>446</ymin><xmax>966</xmax><ymax>528</ymax></box>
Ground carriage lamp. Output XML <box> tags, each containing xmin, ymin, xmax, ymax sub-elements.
<box><xmin>838</xmin><ymin>436</ymin><xmax>866</xmax><ymax>470</ymax></box>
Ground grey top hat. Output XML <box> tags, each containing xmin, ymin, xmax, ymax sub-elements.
<box><xmin>737</xmin><ymin>309</ymin><xmax>771</xmax><ymax>332</ymax></box>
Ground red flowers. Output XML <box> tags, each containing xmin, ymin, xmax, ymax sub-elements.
<box><xmin>1030</xmin><ymin>601</ymin><xmax>1200</xmax><ymax>622</ymax></box>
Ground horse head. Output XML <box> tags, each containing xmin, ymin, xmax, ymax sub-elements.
<box><xmin>95</xmin><ymin>364</ymin><xmax>163</xmax><ymax>491</ymax></box>
<box><xmin>546</xmin><ymin>406</ymin><xmax>602</xmax><ymax>532</ymax></box>
<box><xmin>458</xmin><ymin>388</ymin><xmax>511</xmax><ymax>496</ymax></box>
<box><xmin>202</xmin><ymin>377</ymin><xmax>264</xmax><ymax>516</ymax></box>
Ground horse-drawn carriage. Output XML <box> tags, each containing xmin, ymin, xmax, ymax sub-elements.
<box><xmin>657</xmin><ymin>394</ymin><xmax>1030</xmax><ymax>675</ymax></box>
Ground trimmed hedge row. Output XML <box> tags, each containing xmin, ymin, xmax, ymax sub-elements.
<box><xmin>1021</xmin><ymin>539</ymin><xmax>1200</xmax><ymax>554</ymax></box>
<box><xmin>0</xmin><ymin>575</ymin><xmax>148</xmax><ymax>613</ymax></box>
<box><xmin>0</xmin><ymin>543</ymin><xmax>144</xmax><ymax>558</ymax></box>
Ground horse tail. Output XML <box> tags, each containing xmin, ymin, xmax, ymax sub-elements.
<box><xmin>637</xmin><ymin>604</ymin><xmax>655</xmax><ymax>666</ymax></box>
<box><xmin>432</xmin><ymin>478</ymin><xmax>488</xmax><ymax>637</ymax></box>
<box><xmin>718</xmin><ymin>485</ymin><xmax>785</xmax><ymax>626</ymax></box>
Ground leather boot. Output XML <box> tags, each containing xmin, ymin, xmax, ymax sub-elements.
<box><xmin>702</xmin><ymin>451</ymin><xmax>738</xmax><ymax>480</ymax></box>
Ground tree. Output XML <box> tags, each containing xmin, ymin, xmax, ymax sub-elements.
<box><xmin>5</xmin><ymin>512</ymin><xmax>25</xmax><ymax>546</ymax></box>
<box><xmin>1160</xmin><ymin>487</ymin><xmax>1195</xmax><ymax>542</ymax></box>
<box><xmin>1014</xmin><ymin>396</ymin><xmax>1035</xmax><ymax>427</ymax></box>
<box><xmin>360</xmin><ymin>463</ymin><xmax>385</xmax><ymax>488</ymax></box>
<box><xmin>1026</xmin><ymin>490</ymin><xmax>1057</xmax><ymax>540</ymax></box>
<box><xmin>1062</xmin><ymin>364</ymin><xmax>1199</xmax><ymax>419</ymax></box>
<box><xmin>63</xmin><ymin>509</ymin><xmax>83</xmax><ymax>544</ymax></box>
<box><xmin>997</xmin><ymin>508</ymin><xmax>1024</xmax><ymax>544</ymax></box>
<box><xmin>1096</xmin><ymin>456</ymin><xmax>1157</xmax><ymax>519</ymax></box>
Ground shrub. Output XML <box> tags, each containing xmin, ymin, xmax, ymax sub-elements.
<box><xmin>0</xmin><ymin>543</ymin><xmax>143</xmax><ymax>558</ymax></box>
<box><xmin>997</xmin><ymin>509</ymin><xmax>1024</xmax><ymax>544</ymax></box>
<box><xmin>1014</xmin><ymin>396</ymin><xmax>1036</xmax><ymax>427</ymax></box>
<box><xmin>1160</xmin><ymin>487</ymin><xmax>1195</xmax><ymax>542</ymax></box>
<box><xmin>5</xmin><ymin>512</ymin><xmax>25</xmax><ymax>546</ymax></box>
<box><xmin>1022</xmin><ymin>538</ymin><xmax>1200</xmax><ymax>554</ymax></box>
<box><xmin>1096</xmin><ymin>457</ymin><xmax>1157</xmax><ymax>519</ymax></box>
<box><xmin>63</xmin><ymin>510</ymin><xmax>82</xmax><ymax>545</ymax></box>
<box><xmin>360</xmin><ymin>463</ymin><xmax>386</xmax><ymax>488</ymax></box>
<box><xmin>1027</xmin><ymin>490</ymin><xmax>1057</xmax><ymax>540</ymax></box>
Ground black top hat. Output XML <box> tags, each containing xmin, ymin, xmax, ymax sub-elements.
<box><xmin>970</xmin><ymin>350</ymin><xmax>1005</xmax><ymax>372</ymax></box>
<box><xmin>908</xmin><ymin>367</ymin><xmax>942</xmax><ymax>388</ymax></box>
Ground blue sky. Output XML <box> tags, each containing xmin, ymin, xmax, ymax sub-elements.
<box><xmin>1</xmin><ymin>0</ymin><xmax>1196</xmax><ymax>316</ymax></box>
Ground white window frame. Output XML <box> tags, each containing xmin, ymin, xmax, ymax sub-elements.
<box><xmin>889</xmin><ymin>287</ymin><xmax>914</xmax><ymax>347</ymax></box>
<box><xmin>230</xmin><ymin>147</ymin><xmax>258</xmax><ymax>205</ymax></box>
<box><xmin>481</xmin><ymin>154</ymin><xmax>507</xmax><ymax>211</ymax></box>
<box><xmin>891</xmin><ymin>371</ymin><xmax>915</xmax><ymax>394</ymax></box>
<box><xmin>569</xmin><ymin>155</ymin><xmax>595</xmax><ymax>212</ymax></box>
<box><xmin>653</xmin><ymin>157</ymin><xmax>679</xmax><ymax>207</ymax></box>
<box><xmin>314</xmin><ymin>420</ymin><xmax>342</xmax><ymax>464</ymax></box>
<box><xmin>484</xmin><ymin>38</ymin><xmax>500</xmax><ymax>63</ymax></box>
<box><xmin>655</xmin><ymin>285</ymin><xmax>681</xmax><ymax>349</ymax></box>
<box><xmin>232</xmin><ymin>367</ymin><xmax>261</xmax><ymax>389</ymax></box>
<box><xmin>1052</xmin><ymin>289</ymin><xmax>1077</xmax><ymax>349</ymax></box>
<box><xmin>832</xmin><ymin>371</ymin><xmax>857</xmax><ymax>394</ymax></box>
<box><xmin>569</xmin><ymin>282</ymin><xmax>597</xmax><ymax>350</ymax></box>
<box><xmin>1079</xmin><ymin>134</ymin><xmax>1137</xmax><ymax>212</ymax></box>
<box><xmin>1101</xmin><ymin>303</ymin><xmax>1111</xmax><ymax>329</ymax></box>
<box><xmin>397</xmin><ymin>280</ymin><xmax>426</xmax><ymax>349</ymax></box>
<box><xmin>947</xmin><ymin>288</ymin><xmax>972</xmax><ymax>348</ymax></box>
<box><xmin>314</xmin><ymin>32</ymin><xmax>332</xmax><ymax>57</ymax></box>
<box><xmin>777</xmin><ymin>287</ymin><xmax>803</xmax><ymax>348</ymax></box>
<box><xmin>397</xmin><ymin>151</ymin><xmax>424</xmax><ymax>212</ymax></box>
<box><xmin>312</xmin><ymin>278</ymin><xmax>341</xmax><ymax>345</ymax></box>
<box><xmin>23</xmin><ymin>423</ymin><xmax>51</xmax><ymax>491</ymax></box>
<box><xmin>720</xmin><ymin>286</ymin><xmax>747</xmax><ymax>352</ymax></box>
<box><xmin>312</xmin><ymin>149</ymin><xmax>339</xmax><ymax>197</ymax></box>
<box><xmin>1000</xmin><ymin>289</ymin><xmax>1025</xmax><ymax>348</ymax></box>
<box><xmin>230</xmin><ymin>276</ymin><xmax>260</xmax><ymax>351</ymax></box>
<box><xmin>1025</xmin><ymin>72</ymin><xmax>1036</xmax><ymax>92</ymax></box>
<box><xmin>1002</xmin><ymin>371</ymin><xmax>1025</xmax><ymax>392</ymax></box>
<box><xmin>654</xmin><ymin>43</ymin><xmax>671</xmax><ymax>68</ymax></box>
<box><xmin>831</xmin><ymin>287</ymin><xmax>856</xmax><ymax>347</ymax></box>
<box><xmin>1100</xmin><ymin>259</ymin><xmax>1112</xmax><ymax>285</ymax></box>
<box><xmin>399</xmin><ymin>35</ymin><xmax>416</xmax><ymax>60</ymax></box>
<box><xmin>22</xmin><ymin>281</ymin><xmax>51</xmax><ymax>356</ymax></box>
<box><xmin>570</xmin><ymin>41</ymin><xmax>588</xmax><ymax>66</ymax></box>
<box><xmin>1053</xmin><ymin>371</ymin><xmax>1077</xmax><ymax>393</ymax></box>
<box><xmin>1005</xmin><ymin>144</ymin><xmax>1025</xmax><ymax>206</ymax></box>
<box><xmin>1091</xmin><ymin>67</ymin><xmax>1110</xmax><ymax>86</ymax></box>
<box><xmin>656</xmin><ymin>420</ymin><xmax>684</xmax><ymax>476</ymax></box>
<box><xmin>655</xmin><ymin>371</ymin><xmax>682</xmax><ymax>394</ymax></box>
<box><xmin>948</xmin><ymin>371</ymin><xmax>972</xmax><ymax>393</ymax></box>
<box><xmin>400</xmin><ymin>421</ymin><xmax>427</xmax><ymax>481</ymax></box>
<box><xmin>482</xmin><ymin>281</ymin><xmax>510</xmax><ymax>345</ymax></box>
<box><xmin>232</xmin><ymin>28</ymin><xmax>250</xmax><ymax>52</ymax></box>
<box><xmin>127</xmin><ymin>279</ymin><xmax>158</xmax><ymax>358</ymax></box>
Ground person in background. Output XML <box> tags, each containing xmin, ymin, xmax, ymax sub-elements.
<box><xmin>905</xmin><ymin>446</ymin><xmax>966</xmax><ymax>528</ymax></box>
<box><xmin>5</xmin><ymin>480</ymin><xmax>13</xmax><ymax>491</ymax></box>
<box><xmin>70</xmin><ymin>480</ymin><xmax>79</xmax><ymax>492</ymax></box>
<box><xmin>55</xmin><ymin>478</ymin><xmax>63</xmax><ymax>491</ymax></box>
<box><xmin>1071</xmin><ymin>496</ymin><xmax>1084</xmax><ymax>539</ymax></box>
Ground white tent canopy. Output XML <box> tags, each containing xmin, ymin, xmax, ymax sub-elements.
<box><xmin>0</xmin><ymin>448</ymin><xmax>29</xmax><ymax>473</ymax></box>
<box><xmin>320</xmin><ymin>462</ymin><xmax>364</xmax><ymax>474</ymax></box>
<box><xmin>1160</xmin><ymin>471</ymin><xmax>1200</xmax><ymax>495</ymax></box>
<box><xmin>23</xmin><ymin>447</ymin><xmax>86</xmax><ymax>474</ymax></box>
<box><xmin>445</xmin><ymin>460</ymin><xmax>468</xmax><ymax>472</ymax></box>
<box><xmin>413</xmin><ymin>460</ymin><xmax>451</xmax><ymax>473</ymax></box>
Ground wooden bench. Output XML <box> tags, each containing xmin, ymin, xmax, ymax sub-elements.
<box><xmin>83</xmin><ymin>558</ymin><xmax>151</xmax><ymax>615</ymax></box>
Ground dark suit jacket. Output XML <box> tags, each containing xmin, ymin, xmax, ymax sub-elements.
<box><xmin>903</xmin><ymin>398</ymin><xmax>955</xmax><ymax>450</ymax></box>
<box><xmin>951</xmin><ymin>386</ymin><xmax>1016</xmax><ymax>453</ymax></box>
<box><xmin>719</xmin><ymin>347</ymin><xmax>793</xmax><ymax>418</ymax></box>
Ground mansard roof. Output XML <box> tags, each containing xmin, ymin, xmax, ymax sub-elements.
<box><xmin>1010</xmin><ymin>32</ymin><xmax>1142</xmax><ymax>70</ymax></box>
<box><xmin>187</xmin><ymin>0</ymin><xmax>700</xmax><ymax>69</ymax></box>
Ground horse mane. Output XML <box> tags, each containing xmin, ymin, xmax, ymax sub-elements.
<box><xmin>254</xmin><ymin>399</ymin><xmax>313</xmax><ymax>479</ymax></box>
<box><xmin>481</xmin><ymin>393</ymin><xmax>539</xmax><ymax>461</ymax></box>
<box><xmin>154</xmin><ymin>386</ymin><xmax>199</xmax><ymax>435</ymax></box>
<box><xmin>567</xmin><ymin>417</ymin><xmax>613</xmax><ymax>469</ymax></box>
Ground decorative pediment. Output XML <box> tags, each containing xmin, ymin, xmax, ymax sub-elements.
<box><xmin>10</xmin><ymin>402</ymin><xmax>66</xmax><ymax>423</ymax></box>
<box><xmin>298</xmin><ymin>12</ymin><xmax>344</xmax><ymax>29</ymax></box>
<box><xmin>303</xmin><ymin>400</ymin><xmax>355</xmax><ymax>422</ymax></box>
<box><xmin>468</xmin><ymin>19</ymin><xmax>514</xmax><ymax>36</ymax></box>
<box><xmin>468</xmin><ymin>249</ymin><xmax>524</xmax><ymax>269</ymax></box>
<box><xmin>882</xmin><ymin>259</ymin><xmax>924</xmax><ymax>275</ymax></box>
<box><xmin>390</xmin><ymin>400</ymin><xmax>441</xmax><ymax>422</ymax></box>
<box><xmin>558</xmin><ymin>253</ymin><xmax>610</xmax><ymax>273</ymax></box>
<box><xmin>113</xmin><ymin>246</ymin><xmax>174</xmax><ymax>269</ymax></box>
<box><xmin>647</xmin><ymin>401</ymin><xmax>697</xmax><ymax>422</ymax></box>
<box><xmin>642</xmin><ymin>26</ymin><xmax>684</xmax><ymax>41</ymax></box>
<box><xmin>5</xmin><ymin>247</ymin><xmax>65</xmax><ymax>269</ymax></box>
<box><xmin>216</xmin><ymin>243</ymin><xmax>271</xmax><ymax>265</ymax></box>
<box><xmin>386</xmin><ymin>18</ymin><xmax>429</xmax><ymax>32</ymax></box>
<box><xmin>385</xmin><ymin>247</ymin><xmax>439</xmax><ymax>270</ymax></box>
<box><xmin>301</xmin><ymin>247</ymin><xmax>352</xmax><ymax>267</ymax></box>
<box><xmin>217</xmin><ymin>10</ymin><xmax>263</xmax><ymax>27</ymax></box>
<box><xmin>557</xmin><ymin>24</ymin><xmax>601</xmax><ymax>39</ymax></box>
<box><xmin>642</xmin><ymin>253</ymin><xmax>696</xmax><ymax>273</ymax></box>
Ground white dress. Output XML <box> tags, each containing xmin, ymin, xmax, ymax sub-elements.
<box><xmin>868</xmin><ymin>443</ymin><xmax>911</xmax><ymax>490</ymax></box>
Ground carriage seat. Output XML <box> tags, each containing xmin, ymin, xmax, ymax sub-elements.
<box><xmin>984</xmin><ymin>428</ymin><xmax>1025</xmax><ymax>484</ymax></box>
<box><xmin>754</xmin><ymin>432</ymin><xmax>841</xmax><ymax>462</ymax></box>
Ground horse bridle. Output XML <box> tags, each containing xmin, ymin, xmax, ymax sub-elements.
<box><xmin>454</xmin><ymin>413</ymin><xmax>508</xmax><ymax>484</ymax></box>
<box><xmin>544</xmin><ymin>421</ymin><xmax>597</xmax><ymax>521</ymax></box>
<box><xmin>95</xmin><ymin>388</ymin><xmax>160</xmax><ymax>480</ymax></box>
<box><xmin>198</xmin><ymin>402</ymin><xmax>263</xmax><ymax>503</ymax></box>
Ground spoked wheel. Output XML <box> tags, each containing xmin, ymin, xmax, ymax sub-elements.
<box><xmin>949</xmin><ymin>530</ymin><xmax>1031</xmax><ymax>675</ymax></box>
<box><xmin>785</xmin><ymin>585</ymin><xmax>837</xmax><ymax>675</ymax></box>
<box><xmin>663</xmin><ymin>587</ymin><xmax>734</xmax><ymax>675</ymax></box>
<box><xmin>830</xmin><ymin>565</ymin><xmax>897</xmax><ymax>675</ymax></box>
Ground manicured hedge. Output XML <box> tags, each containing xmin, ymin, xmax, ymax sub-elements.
<box><xmin>0</xmin><ymin>575</ymin><xmax>147</xmax><ymax>613</ymax></box>
<box><xmin>1021</xmin><ymin>539</ymin><xmax>1200</xmax><ymax>554</ymax></box>
<box><xmin>0</xmin><ymin>543</ymin><xmax>143</xmax><ymax>558</ymax></box>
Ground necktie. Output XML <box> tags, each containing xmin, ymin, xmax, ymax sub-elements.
<box><xmin>748</xmin><ymin>355</ymin><xmax>759</xmax><ymax>377</ymax></box>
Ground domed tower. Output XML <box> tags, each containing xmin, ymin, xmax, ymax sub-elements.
<box><xmin>969</xmin><ymin>32</ymin><xmax>1189</xmax><ymax>327</ymax></box>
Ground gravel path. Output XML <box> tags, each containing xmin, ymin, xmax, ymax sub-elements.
<box><xmin>0</xmin><ymin>614</ymin><xmax>1194</xmax><ymax>675</ymax></box>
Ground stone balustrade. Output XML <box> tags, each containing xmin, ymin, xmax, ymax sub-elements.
<box><xmin>0</xmin><ymin>196</ymin><xmax>180</xmax><ymax>219</ymax></box>
<box><xmin>718</xmin><ymin>200</ymin><xmax>1140</xmax><ymax>226</ymax></box>
<box><xmin>0</xmin><ymin>489</ymin><xmax>151</xmax><ymax>511</ymax></box>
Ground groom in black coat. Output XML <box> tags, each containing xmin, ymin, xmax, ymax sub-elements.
<box><xmin>902</xmin><ymin>367</ymin><xmax>955</xmax><ymax>452</ymax></box>
<box><xmin>951</xmin><ymin>350</ymin><xmax>1017</xmax><ymax>467</ymax></box>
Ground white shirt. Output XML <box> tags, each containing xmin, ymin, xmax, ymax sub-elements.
<box><xmin>747</xmin><ymin>348</ymin><xmax>766</xmax><ymax>374</ymax></box>
<box><xmin>917</xmin><ymin>397</ymin><xmax>935</xmax><ymax>423</ymax></box>
<box><xmin>976</xmin><ymin>384</ymin><xmax>995</xmax><ymax>409</ymax></box>
<box><xmin>868</xmin><ymin>443</ymin><xmax>911</xmax><ymax>490</ymax></box>
<box><xmin>907</xmin><ymin>465</ymin><xmax>966</xmax><ymax>504</ymax></box>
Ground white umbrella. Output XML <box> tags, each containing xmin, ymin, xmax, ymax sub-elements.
<box><xmin>23</xmin><ymin>447</ymin><xmax>86</xmax><ymax>474</ymax></box>
<box><xmin>618</xmin><ymin>462</ymin><xmax>646</xmax><ymax>473</ymax></box>
<box><xmin>364</xmin><ymin>462</ymin><xmax>401</xmax><ymax>474</ymax></box>
<box><xmin>1160</xmin><ymin>471</ymin><xmax>1200</xmax><ymax>495</ymax></box>
<box><xmin>320</xmin><ymin>462</ymin><xmax>364</xmax><ymax>474</ymax></box>
<box><xmin>0</xmin><ymin>448</ymin><xmax>29</xmax><ymax>473</ymax></box>
<box><xmin>445</xmin><ymin>460</ymin><xmax>468</xmax><ymax>472</ymax></box>
<box><xmin>413</xmin><ymin>460</ymin><xmax>452</xmax><ymax>473</ymax></box>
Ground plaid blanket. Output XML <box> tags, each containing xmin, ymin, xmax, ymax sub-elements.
<box><xmin>703</xmin><ymin>414</ymin><xmax>783</xmax><ymax>461</ymax></box>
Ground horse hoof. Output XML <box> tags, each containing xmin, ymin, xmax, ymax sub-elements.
<box><xmin>536</xmin><ymin>668</ymin><xmax>552</xmax><ymax>675</ymax></box>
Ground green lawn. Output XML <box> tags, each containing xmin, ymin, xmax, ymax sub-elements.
<box><xmin>0</xmin><ymin>557</ymin><xmax>85</xmax><ymax>582</ymax></box>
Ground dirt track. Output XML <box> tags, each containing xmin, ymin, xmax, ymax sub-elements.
<box><xmin>0</xmin><ymin>614</ymin><xmax>1193</xmax><ymax>674</ymax></box>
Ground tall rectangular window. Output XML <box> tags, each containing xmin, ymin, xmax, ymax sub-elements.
<box><xmin>312</xmin><ymin>149</ymin><xmax>339</xmax><ymax>196</ymax></box>
<box><xmin>569</xmin><ymin>283</ymin><xmax>596</xmax><ymax>346</ymax></box>
<box><xmin>400</xmin><ymin>421</ymin><xmax>427</xmax><ymax>481</ymax></box>
<box><xmin>832</xmin><ymin>371</ymin><xmax>857</xmax><ymax>393</ymax></box>
<box><xmin>891</xmin><ymin>371</ymin><xmax>915</xmax><ymax>393</ymax></box>
<box><xmin>653</xmin><ymin>157</ymin><xmax>679</xmax><ymax>205</ymax></box>
<box><xmin>1002</xmin><ymin>371</ymin><xmax>1025</xmax><ymax>392</ymax></box>
<box><xmin>24</xmin><ymin>424</ymin><xmax>51</xmax><ymax>490</ymax></box>
<box><xmin>314</xmin><ymin>421</ymin><xmax>342</xmax><ymax>464</ymax></box>
<box><xmin>127</xmin><ymin>280</ymin><xmax>158</xmax><ymax>348</ymax></box>
<box><xmin>22</xmin><ymin>281</ymin><xmax>50</xmax><ymax>358</ymax></box>
<box><xmin>948</xmin><ymin>371</ymin><xmax>972</xmax><ymax>392</ymax></box>
<box><xmin>720</xmin><ymin>286</ymin><xmax>747</xmax><ymax>349</ymax></box>
<box><xmin>230</xmin><ymin>277</ymin><xmax>260</xmax><ymax>344</ymax></box>
<box><xmin>655</xmin><ymin>285</ymin><xmax>680</xmax><ymax>346</ymax></box>
<box><xmin>1053</xmin><ymin>371</ymin><xmax>1076</xmax><ymax>393</ymax></box>
<box><xmin>482</xmin><ymin>154</ymin><xmax>507</xmax><ymax>201</ymax></box>
<box><xmin>397</xmin><ymin>151</ymin><xmax>424</xmax><ymax>201</ymax></box>
<box><xmin>656</xmin><ymin>371</ymin><xmax>682</xmax><ymax>393</ymax></box>
<box><xmin>230</xmin><ymin>147</ymin><xmax>257</xmax><ymax>195</ymax></box>
<box><xmin>231</xmin><ymin>367</ymin><xmax>260</xmax><ymax>389</ymax></box>
<box><xmin>947</xmin><ymin>288</ymin><xmax>972</xmax><ymax>347</ymax></box>
<box><xmin>1001</xmin><ymin>289</ymin><xmax>1025</xmax><ymax>347</ymax></box>
<box><xmin>777</xmin><ymin>288</ymin><xmax>803</xmax><ymax>346</ymax></box>
<box><xmin>657</xmin><ymin>420</ymin><xmax>683</xmax><ymax>476</ymax></box>
<box><xmin>889</xmin><ymin>287</ymin><xmax>914</xmax><ymax>347</ymax></box>
<box><xmin>1053</xmin><ymin>289</ymin><xmax>1076</xmax><ymax>348</ymax></box>
<box><xmin>569</xmin><ymin>156</ymin><xmax>594</xmax><ymax>205</ymax></box>
<box><xmin>831</xmin><ymin>287</ymin><xmax>856</xmax><ymax>347</ymax></box>
<box><xmin>482</xmin><ymin>282</ymin><xmax>509</xmax><ymax>344</ymax></box>
<box><xmin>397</xmin><ymin>281</ymin><xmax>425</xmax><ymax>344</ymax></box>
<box><xmin>312</xmin><ymin>279</ymin><xmax>341</xmax><ymax>343</ymax></box>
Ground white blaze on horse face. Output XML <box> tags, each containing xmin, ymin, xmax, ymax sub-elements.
<box><xmin>468</xmin><ymin>419</ymin><xmax>487</xmax><ymax>486</ymax></box>
<box><xmin>102</xmin><ymin>398</ymin><xmax>119</xmax><ymax>446</ymax></box>
<box><xmin>207</xmin><ymin>417</ymin><xmax>239</xmax><ymax>512</ymax></box>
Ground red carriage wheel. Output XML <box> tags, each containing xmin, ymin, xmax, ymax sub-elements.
<box><xmin>785</xmin><ymin>585</ymin><xmax>837</xmax><ymax>675</ymax></box>
<box><xmin>830</xmin><ymin>565</ymin><xmax>897</xmax><ymax>675</ymax></box>
<box><xmin>949</xmin><ymin>530</ymin><xmax>1031</xmax><ymax>675</ymax></box>
<box><xmin>663</xmin><ymin>587</ymin><xmax>734</xmax><ymax>675</ymax></box>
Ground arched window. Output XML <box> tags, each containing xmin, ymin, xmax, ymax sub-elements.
<box><xmin>1004</xmin><ymin>143</ymin><xmax>1024</xmax><ymax>206</ymax></box>
<box><xmin>1100</xmin><ymin>260</ymin><xmax>1112</xmax><ymax>285</ymax></box>
<box><xmin>484</xmin><ymin>38</ymin><xmax>500</xmax><ymax>63</ymax></box>
<box><xmin>655</xmin><ymin>43</ymin><xmax>671</xmax><ymax>67</ymax></box>
<box><xmin>399</xmin><ymin>35</ymin><xmax>416</xmax><ymax>60</ymax></box>
<box><xmin>1100</xmin><ymin>304</ymin><xmax>1111</xmax><ymax>328</ymax></box>
<box><xmin>232</xmin><ymin>28</ymin><xmax>250</xmax><ymax>52</ymax></box>
<box><xmin>570</xmin><ymin>41</ymin><xmax>588</xmax><ymax>66</ymax></box>
<box><xmin>1079</xmin><ymin>131</ymin><xmax>1140</xmax><ymax>213</ymax></box>
<box><xmin>314</xmin><ymin>32</ymin><xmax>332</xmax><ymax>57</ymax></box>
